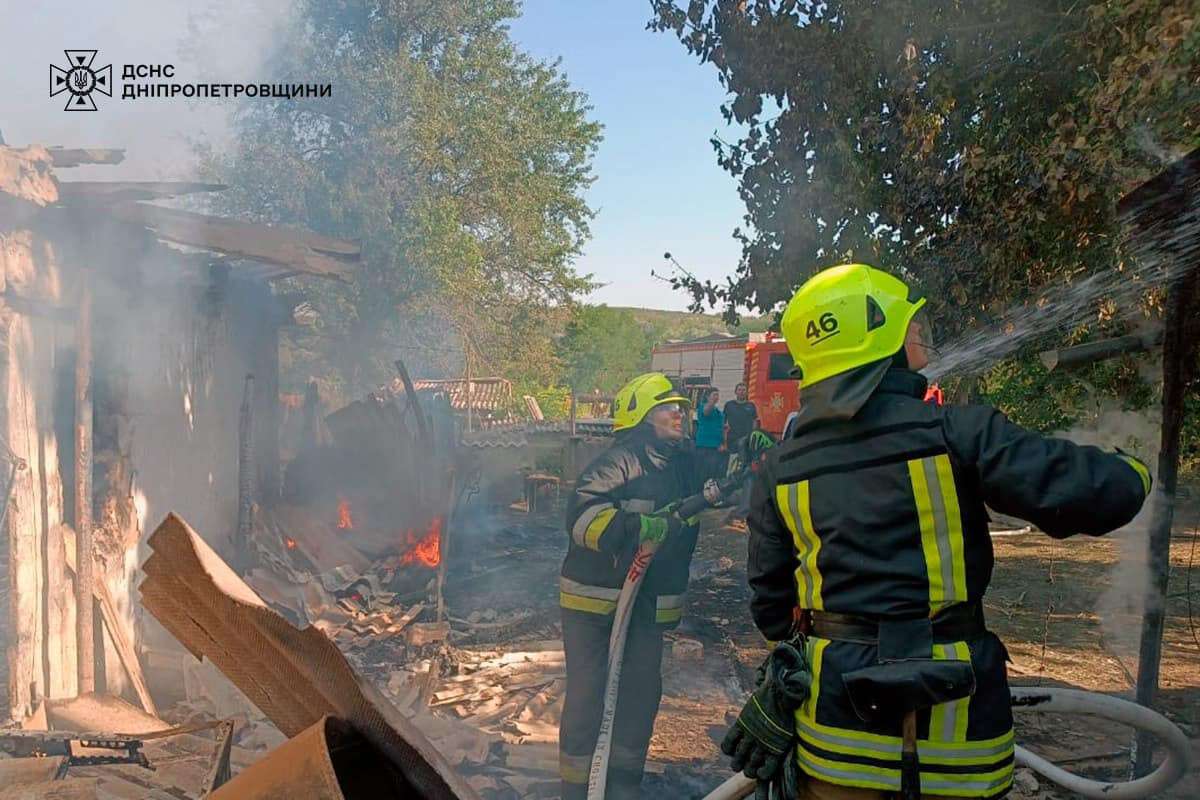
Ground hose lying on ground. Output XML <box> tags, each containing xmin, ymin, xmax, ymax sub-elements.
<box><xmin>1010</xmin><ymin>687</ymin><xmax>1191</xmax><ymax>800</ymax></box>
<box><xmin>701</xmin><ymin>687</ymin><xmax>1192</xmax><ymax>800</ymax></box>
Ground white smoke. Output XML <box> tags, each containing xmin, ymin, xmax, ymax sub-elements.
<box><xmin>0</xmin><ymin>0</ymin><xmax>290</xmax><ymax>180</ymax></box>
<box><xmin>1056</xmin><ymin>403</ymin><xmax>1163</xmax><ymax>674</ymax></box>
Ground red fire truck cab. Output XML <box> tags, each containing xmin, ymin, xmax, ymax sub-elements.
<box><xmin>744</xmin><ymin>335</ymin><xmax>800</xmax><ymax>438</ymax></box>
<box><xmin>650</xmin><ymin>332</ymin><xmax>799</xmax><ymax>438</ymax></box>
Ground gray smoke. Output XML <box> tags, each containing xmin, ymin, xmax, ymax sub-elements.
<box><xmin>0</xmin><ymin>0</ymin><xmax>289</xmax><ymax>179</ymax></box>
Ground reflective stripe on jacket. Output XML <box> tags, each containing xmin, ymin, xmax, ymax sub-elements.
<box><xmin>747</xmin><ymin>368</ymin><xmax>1149</xmax><ymax>798</ymax></box>
<box><xmin>561</xmin><ymin>427</ymin><xmax>705</xmax><ymax>629</ymax></box>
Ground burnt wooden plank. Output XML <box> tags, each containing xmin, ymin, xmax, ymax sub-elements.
<box><xmin>46</xmin><ymin>149</ymin><xmax>126</xmax><ymax>168</ymax></box>
<box><xmin>57</xmin><ymin>182</ymin><xmax>227</xmax><ymax>203</ymax></box>
<box><xmin>98</xmin><ymin>204</ymin><xmax>359</xmax><ymax>282</ymax></box>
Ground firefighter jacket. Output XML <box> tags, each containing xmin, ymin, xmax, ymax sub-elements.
<box><xmin>747</xmin><ymin>368</ymin><xmax>1149</xmax><ymax>799</ymax></box>
<box><xmin>561</xmin><ymin>426</ymin><xmax>707</xmax><ymax>629</ymax></box>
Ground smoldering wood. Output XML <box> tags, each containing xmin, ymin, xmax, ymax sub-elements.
<box><xmin>300</xmin><ymin>381</ymin><xmax>322</xmax><ymax>448</ymax></box>
<box><xmin>0</xmin><ymin>148</ymin><xmax>58</xmax><ymax>209</ymax></box>
<box><xmin>59</xmin><ymin>524</ymin><xmax>156</xmax><ymax>716</ymax></box>
<box><xmin>101</xmin><ymin>203</ymin><xmax>359</xmax><ymax>282</ymax></box>
<box><xmin>394</xmin><ymin>359</ymin><xmax>431</xmax><ymax>452</ymax></box>
<box><xmin>0</xmin><ymin>457</ymin><xmax>21</xmax><ymax>720</ymax></box>
<box><xmin>56</xmin><ymin>182</ymin><xmax>227</xmax><ymax>204</ymax></box>
<box><xmin>235</xmin><ymin>374</ymin><xmax>255</xmax><ymax>569</ymax></box>
<box><xmin>45</xmin><ymin>149</ymin><xmax>125</xmax><ymax>168</ymax></box>
<box><xmin>2</xmin><ymin>142</ymin><xmax>362</xmax><ymax>730</ymax></box>
<box><xmin>436</xmin><ymin>470</ymin><xmax>456</xmax><ymax>624</ymax></box>
<box><xmin>0</xmin><ymin>290</ymin><xmax>76</xmax><ymax>323</ymax></box>
<box><xmin>74</xmin><ymin>281</ymin><xmax>95</xmax><ymax>695</ymax></box>
<box><xmin>255</xmin><ymin>313</ymin><xmax>282</xmax><ymax>505</ymax></box>
<box><xmin>0</xmin><ymin>260</ymin><xmax>75</xmax><ymax>716</ymax></box>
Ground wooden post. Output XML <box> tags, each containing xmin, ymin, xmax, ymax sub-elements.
<box><xmin>566</xmin><ymin>391</ymin><xmax>579</xmax><ymax>481</ymax></box>
<box><xmin>435</xmin><ymin>469</ymin><xmax>456</xmax><ymax>624</ymax></box>
<box><xmin>235</xmin><ymin>374</ymin><xmax>255</xmax><ymax>568</ymax></box>
<box><xmin>1132</xmin><ymin>265</ymin><xmax>1200</xmax><ymax>776</ymax></box>
<box><xmin>394</xmin><ymin>359</ymin><xmax>430</xmax><ymax>450</ymax></box>
<box><xmin>464</xmin><ymin>348</ymin><xmax>474</xmax><ymax>434</ymax></box>
<box><xmin>258</xmin><ymin>312</ymin><xmax>281</xmax><ymax>506</ymax></box>
<box><xmin>74</xmin><ymin>281</ymin><xmax>94</xmax><ymax>695</ymax></box>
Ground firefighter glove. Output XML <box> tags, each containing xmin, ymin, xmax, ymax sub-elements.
<box><xmin>638</xmin><ymin>512</ymin><xmax>681</xmax><ymax>547</ymax></box>
<box><xmin>721</xmin><ymin>639</ymin><xmax>812</xmax><ymax>782</ymax></box>
<box><xmin>748</xmin><ymin>430</ymin><xmax>775</xmax><ymax>453</ymax></box>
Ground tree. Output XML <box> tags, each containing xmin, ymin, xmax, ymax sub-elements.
<box><xmin>557</xmin><ymin>306</ymin><xmax>656</xmax><ymax>394</ymax></box>
<box><xmin>200</xmin><ymin>0</ymin><xmax>601</xmax><ymax>393</ymax></box>
<box><xmin>648</xmin><ymin>1</ymin><xmax>1199</xmax><ymax>339</ymax></box>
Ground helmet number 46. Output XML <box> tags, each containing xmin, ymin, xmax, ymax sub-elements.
<box><xmin>805</xmin><ymin>312</ymin><xmax>839</xmax><ymax>344</ymax></box>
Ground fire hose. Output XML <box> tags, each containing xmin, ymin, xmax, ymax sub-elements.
<box><xmin>700</xmin><ymin>687</ymin><xmax>1192</xmax><ymax>800</ymax></box>
<box><xmin>587</xmin><ymin>474</ymin><xmax>741</xmax><ymax>800</ymax></box>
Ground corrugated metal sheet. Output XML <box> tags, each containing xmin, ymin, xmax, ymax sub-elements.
<box><xmin>408</xmin><ymin>378</ymin><xmax>514</xmax><ymax>413</ymax></box>
<box><xmin>459</xmin><ymin>419</ymin><xmax>613</xmax><ymax>448</ymax></box>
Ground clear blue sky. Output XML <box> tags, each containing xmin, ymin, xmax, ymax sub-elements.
<box><xmin>509</xmin><ymin>1</ymin><xmax>745</xmax><ymax>311</ymax></box>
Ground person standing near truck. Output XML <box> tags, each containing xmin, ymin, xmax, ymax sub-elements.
<box><xmin>724</xmin><ymin>382</ymin><xmax>759</xmax><ymax>451</ymax></box>
<box><xmin>695</xmin><ymin>388</ymin><xmax>726</xmax><ymax>478</ymax></box>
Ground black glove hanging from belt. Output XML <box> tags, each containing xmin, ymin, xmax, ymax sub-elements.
<box><xmin>721</xmin><ymin>639</ymin><xmax>812</xmax><ymax>797</ymax></box>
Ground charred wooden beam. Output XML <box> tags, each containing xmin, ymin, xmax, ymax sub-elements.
<box><xmin>74</xmin><ymin>280</ymin><xmax>95</xmax><ymax>695</ymax></box>
<box><xmin>436</xmin><ymin>471</ymin><xmax>456</xmax><ymax>625</ymax></box>
<box><xmin>1117</xmin><ymin>146</ymin><xmax>1200</xmax><ymax>231</ymax></box>
<box><xmin>394</xmin><ymin>359</ymin><xmax>431</xmax><ymax>452</ymax></box>
<box><xmin>60</xmin><ymin>525</ymin><xmax>156</xmax><ymax>716</ymax></box>
<box><xmin>1037</xmin><ymin>331</ymin><xmax>1161</xmax><ymax>372</ymax></box>
<box><xmin>46</xmin><ymin>148</ymin><xmax>126</xmax><ymax>168</ymax></box>
<box><xmin>99</xmin><ymin>203</ymin><xmax>359</xmax><ymax>282</ymax></box>
<box><xmin>57</xmin><ymin>181</ymin><xmax>227</xmax><ymax>203</ymax></box>
<box><xmin>236</xmin><ymin>374</ymin><xmax>256</xmax><ymax>569</ymax></box>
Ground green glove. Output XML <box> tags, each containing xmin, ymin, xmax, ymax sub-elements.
<box><xmin>721</xmin><ymin>639</ymin><xmax>812</xmax><ymax>782</ymax></box>
<box><xmin>748</xmin><ymin>430</ymin><xmax>775</xmax><ymax>453</ymax></box>
<box><xmin>638</xmin><ymin>513</ymin><xmax>681</xmax><ymax>546</ymax></box>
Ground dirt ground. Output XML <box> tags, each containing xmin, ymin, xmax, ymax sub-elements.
<box><xmin>443</xmin><ymin>499</ymin><xmax>1200</xmax><ymax>799</ymax></box>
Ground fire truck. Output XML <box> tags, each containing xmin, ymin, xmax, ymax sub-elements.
<box><xmin>649</xmin><ymin>332</ymin><xmax>799</xmax><ymax>437</ymax></box>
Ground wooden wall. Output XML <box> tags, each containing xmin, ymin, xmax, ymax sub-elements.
<box><xmin>0</xmin><ymin>227</ymin><xmax>77</xmax><ymax>720</ymax></box>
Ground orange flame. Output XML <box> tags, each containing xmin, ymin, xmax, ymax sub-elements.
<box><xmin>337</xmin><ymin>496</ymin><xmax>354</xmax><ymax>530</ymax></box>
<box><xmin>284</xmin><ymin>537</ymin><xmax>297</xmax><ymax>550</ymax></box>
<box><xmin>400</xmin><ymin>516</ymin><xmax>442</xmax><ymax>568</ymax></box>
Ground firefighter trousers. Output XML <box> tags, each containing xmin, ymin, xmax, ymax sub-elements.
<box><xmin>796</xmin><ymin>777</ymin><xmax>973</xmax><ymax>800</ymax></box>
<box><xmin>559</xmin><ymin>614</ymin><xmax>665</xmax><ymax>800</ymax></box>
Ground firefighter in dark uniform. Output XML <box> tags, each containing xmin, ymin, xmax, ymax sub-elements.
<box><xmin>558</xmin><ymin>372</ymin><xmax>706</xmax><ymax>799</ymax></box>
<box><xmin>725</xmin><ymin>264</ymin><xmax>1151</xmax><ymax>799</ymax></box>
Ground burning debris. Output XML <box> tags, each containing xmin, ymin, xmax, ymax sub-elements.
<box><xmin>401</xmin><ymin>517</ymin><xmax>444</xmax><ymax>569</ymax></box>
<box><xmin>337</xmin><ymin>495</ymin><xmax>355</xmax><ymax>531</ymax></box>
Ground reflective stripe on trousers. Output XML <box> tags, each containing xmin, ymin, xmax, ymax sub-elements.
<box><xmin>795</xmin><ymin>638</ymin><xmax>1014</xmax><ymax>798</ymax></box>
<box><xmin>559</xmin><ymin>576</ymin><xmax>620</xmax><ymax>614</ymax></box>
<box><xmin>559</xmin><ymin>577</ymin><xmax>685</xmax><ymax>623</ymax></box>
